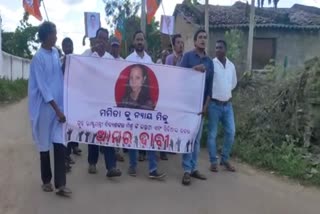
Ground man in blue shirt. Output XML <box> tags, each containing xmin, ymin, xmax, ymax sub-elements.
<box><xmin>179</xmin><ymin>29</ymin><xmax>213</xmax><ymax>186</ymax></box>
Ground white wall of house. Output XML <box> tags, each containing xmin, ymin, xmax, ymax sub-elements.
<box><xmin>0</xmin><ymin>51</ymin><xmax>30</xmax><ymax>80</ymax></box>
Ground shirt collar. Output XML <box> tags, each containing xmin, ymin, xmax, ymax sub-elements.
<box><xmin>214</xmin><ymin>57</ymin><xmax>229</xmax><ymax>63</ymax></box>
<box><xmin>192</xmin><ymin>49</ymin><xmax>207</xmax><ymax>58</ymax></box>
<box><xmin>134</xmin><ymin>50</ymin><xmax>148</xmax><ymax>59</ymax></box>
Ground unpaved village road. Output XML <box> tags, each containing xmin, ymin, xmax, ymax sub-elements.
<box><xmin>1</xmin><ymin>99</ymin><xmax>320</xmax><ymax>214</ymax></box>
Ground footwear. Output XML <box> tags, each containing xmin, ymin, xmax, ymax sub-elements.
<box><xmin>190</xmin><ymin>170</ymin><xmax>207</xmax><ymax>180</ymax></box>
<box><xmin>160</xmin><ymin>154</ymin><xmax>168</xmax><ymax>161</ymax></box>
<box><xmin>66</xmin><ymin>156</ymin><xmax>75</xmax><ymax>164</ymax></box>
<box><xmin>220</xmin><ymin>161</ymin><xmax>236</xmax><ymax>172</ymax></box>
<box><xmin>88</xmin><ymin>164</ymin><xmax>97</xmax><ymax>174</ymax></box>
<box><xmin>73</xmin><ymin>147</ymin><xmax>82</xmax><ymax>156</ymax></box>
<box><xmin>56</xmin><ymin>186</ymin><xmax>72</xmax><ymax>197</ymax></box>
<box><xmin>107</xmin><ymin>168</ymin><xmax>122</xmax><ymax>177</ymax></box>
<box><xmin>99</xmin><ymin>147</ymin><xmax>104</xmax><ymax>154</ymax></box>
<box><xmin>65</xmin><ymin>162</ymin><xmax>72</xmax><ymax>173</ymax></box>
<box><xmin>210</xmin><ymin>163</ymin><xmax>219</xmax><ymax>172</ymax></box>
<box><xmin>182</xmin><ymin>172</ymin><xmax>191</xmax><ymax>186</ymax></box>
<box><xmin>149</xmin><ymin>170</ymin><xmax>166</xmax><ymax>180</ymax></box>
<box><xmin>116</xmin><ymin>153</ymin><xmax>125</xmax><ymax>162</ymax></box>
<box><xmin>128</xmin><ymin>167</ymin><xmax>137</xmax><ymax>177</ymax></box>
<box><xmin>41</xmin><ymin>183</ymin><xmax>53</xmax><ymax>192</ymax></box>
<box><xmin>138</xmin><ymin>154</ymin><xmax>145</xmax><ymax>162</ymax></box>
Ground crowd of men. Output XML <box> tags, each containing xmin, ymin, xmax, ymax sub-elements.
<box><xmin>28</xmin><ymin>21</ymin><xmax>237</xmax><ymax>197</ymax></box>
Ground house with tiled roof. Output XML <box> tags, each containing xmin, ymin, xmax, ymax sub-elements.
<box><xmin>171</xmin><ymin>1</ymin><xmax>320</xmax><ymax>71</ymax></box>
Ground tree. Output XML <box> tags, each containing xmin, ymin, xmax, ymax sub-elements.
<box><xmin>103</xmin><ymin>0</ymin><xmax>161</xmax><ymax>60</ymax></box>
<box><xmin>1</xmin><ymin>12</ymin><xmax>38</xmax><ymax>59</ymax></box>
<box><xmin>104</xmin><ymin>0</ymin><xmax>140</xmax><ymax>29</ymax></box>
<box><xmin>183</xmin><ymin>0</ymin><xmax>199</xmax><ymax>5</ymax></box>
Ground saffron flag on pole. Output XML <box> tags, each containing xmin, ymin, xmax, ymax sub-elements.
<box><xmin>23</xmin><ymin>0</ymin><xmax>43</xmax><ymax>21</ymax></box>
<box><xmin>146</xmin><ymin>0</ymin><xmax>161</xmax><ymax>24</ymax></box>
<box><xmin>115</xmin><ymin>12</ymin><xmax>125</xmax><ymax>41</ymax></box>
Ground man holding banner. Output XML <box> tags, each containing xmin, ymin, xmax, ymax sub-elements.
<box><xmin>28</xmin><ymin>21</ymin><xmax>71</xmax><ymax>197</ymax></box>
<box><xmin>81</xmin><ymin>28</ymin><xmax>122</xmax><ymax>178</ymax></box>
<box><xmin>125</xmin><ymin>30</ymin><xmax>166</xmax><ymax>179</ymax></box>
<box><xmin>179</xmin><ymin>29</ymin><xmax>213</xmax><ymax>186</ymax></box>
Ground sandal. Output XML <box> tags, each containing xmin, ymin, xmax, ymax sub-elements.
<box><xmin>56</xmin><ymin>186</ymin><xmax>72</xmax><ymax>197</ymax></box>
<box><xmin>116</xmin><ymin>153</ymin><xmax>125</xmax><ymax>162</ymax></box>
<box><xmin>106</xmin><ymin>168</ymin><xmax>122</xmax><ymax>178</ymax></box>
<box><xmin>182</xmin><ymin>172</ymin><xmax>191</xmax><ymax>186</ymax></box>
<box><xmin>191</xmin><ymin>170</ymin><xmax>207</xmax><ymax>180</ymax></box>
<box><xmin>42</xmin><ymin>183</ymin><xmax>53</xmax><ymax>192</ymax></box>
<box><xmin>220</xmin><ymin>161</ymin><xmax>236</xmax><ymax>172</ymax></box>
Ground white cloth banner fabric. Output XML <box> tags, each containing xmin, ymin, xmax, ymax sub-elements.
<box><xmin>63</xmin><ymin>55</ymin><xmax>205</xmax><ymax>153</ymax></box>
<box><xmin>160</xmin><ymin>15</ymin><xmax>175</xmax><ymax>35</ymax></box>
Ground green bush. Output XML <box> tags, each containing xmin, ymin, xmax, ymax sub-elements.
<box><xmin>199</xmin><ymin>58</ymin><xmax>320</xmax><ymax>186</ymax></box>
<box><xmin>0</xmin><ymin>78</ymin><xmax>28</xmax><ymax>103</ymax></box>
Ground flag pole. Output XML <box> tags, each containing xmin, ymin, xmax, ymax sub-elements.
<box><xmin>141</xmin><ymin>0</ymin><xmax>146</xmax><ymax>34</ymax></box>
<box><xmin>41</xmin><ymin>0</ymin><xmax>50</xmax><ymax>21</ymax></box>
<box><xmin>160</xmin><ymin>1</ymin><xmax>174</xmax><ymax>52</ymax></box>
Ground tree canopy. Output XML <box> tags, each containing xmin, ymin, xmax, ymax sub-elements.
<box><xmin>1</xmin><ymin>12</ymin><xmax>39</xmax><ymax>59</ymax></box>
<box><xmin>103</xmin><ymin>0</ymin><xmax>161</xmax><ymax>60</ymax></box>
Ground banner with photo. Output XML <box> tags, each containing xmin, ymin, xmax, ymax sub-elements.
<box><xmin>63</xmin><ymin>55</ymin><xmax>205</xmax><ymax>153</ymax></box>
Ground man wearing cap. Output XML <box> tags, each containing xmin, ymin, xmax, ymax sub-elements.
<box><xmin>109</xmin><ymin>37</ymin><xmax>126</xmax><ymax>162</ymax></box>
<box><xmin>110</xmin><ymin>37</ymin><xmax>124</xmax><ymax>60</ymax></box>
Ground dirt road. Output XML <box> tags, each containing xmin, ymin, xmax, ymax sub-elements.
<box><xmin>1</xmin><ymin>99</ymin><xmax>320</xmax><ymax>214</ymax></box>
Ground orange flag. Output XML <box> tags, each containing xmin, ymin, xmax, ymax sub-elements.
<box><xmin>115</xmin><ymin>29</ymin><xmax>122</xmax><ymax>42</ymax></box>
<box><xmin>23</xmin><ymin>0</ymin><xmax>43</xmax><ymax>21</ymax></box>
<box><xmin>146</xmin><ymin>0</ymin><xmax>161</xmax><ymax>24</ymax></box>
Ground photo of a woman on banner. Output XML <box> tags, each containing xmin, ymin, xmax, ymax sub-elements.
<box><xmin>118</xmin><ymin>64</ymin><xmax>155</xmax><ymax>110</ymax></box>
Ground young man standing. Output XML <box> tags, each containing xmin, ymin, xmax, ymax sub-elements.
<box><xmin>158</xmin><ymin>34</ymin><xmax>185</xmax><ymax>161</ymax></box>
<box><xmin>110</xmin><ymin>37</ymin><xmax>124</xmax><ymax>60</ymax></box>
<box><xmin>179</xmin><ymin>29</ymin><xmax>213</xmax><ymax>186</ymax></box>
<box><xmin>28</xmin><ymin>21</ymin><xmax>71</xmax><ymax>197</ymax></box>
<box><xmin>166</xmin><ymin>34</ymin><xmax>184</xmax><ymax>66</ymax></box>
<box><xmin>82</xmin><ymin>28</ymin><xmax>122</xmax><ymax>178</ymax></box>
<box><xmin>125</xmin><ymin>30</ymin><xmax>166</xmax><ymax>179</ymax></box>
<box><xmin>61</xmin><ymin>38</ymin><xmax>82</xmax><ymax>166</ymax></box>
<box><xmin>82</xmin><ymin>28</ymin><xmax>113</xmax><ymax>59</ymax></box>
<box><xmin>207</xmin><ymin>40</ymin><xmax>237</xmax><ymax>173</ymax></box>
<box><xmin>109</xmin><ymin>37</ymin><xmax>126</xmax><ymax>162</ymax></box>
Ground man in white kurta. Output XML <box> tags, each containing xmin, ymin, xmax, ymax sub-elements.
<box><xmin>28</xmin><ymin>21</ymin><xmax>71</xmax><ymax>197</ymax></box>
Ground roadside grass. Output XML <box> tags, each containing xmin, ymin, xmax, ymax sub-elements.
<box><xmin>0</xmin><ymin>78</ymin><xmax>28</xmax><ymax>104</ymax></box>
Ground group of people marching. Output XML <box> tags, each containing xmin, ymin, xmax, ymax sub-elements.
<box><xmin>28</xmin><ymin>21</ymin><xmax>237</xmax><ymax>197</ymax></box>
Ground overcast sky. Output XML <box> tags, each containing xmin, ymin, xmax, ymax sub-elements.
<box><xmin>0</xmin><ymin>0</ymin><xmax>319</xmax><ymax>54</ymax></box>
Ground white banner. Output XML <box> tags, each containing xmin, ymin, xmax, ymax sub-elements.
<box><xmin>63</xmin><ymin>55</ymin><xmax>205</xmax><ymax>153</ymax></box>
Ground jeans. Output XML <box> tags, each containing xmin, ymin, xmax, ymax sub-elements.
<box><xmin>182</xmin><ymin>119</ymin><xmax>204</xmax><ymax>173</ymax></box>
<box><xmin>207</xmin><ymin>101</ymin><xmax>235</xmax><ymax>164</ymax></box>
<box><xmin>129</xmin><ymin>149</ymin><xmax>157</xmax><ymax>172</ymax></box>
<box><xmin>40</xmin><ymin>143</ymin><xmax>66</xmax><ymax>189</ymax></box>
<box><xmin>87</xmin><ymin>145</ymin><xmax>116</xmax><ymax>171</ymax></box>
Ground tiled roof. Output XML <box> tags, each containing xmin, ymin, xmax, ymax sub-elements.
<box><xmin>174</xmin><ymin>1</ymin><xmax>320</xmax><ymax>29</ymax></box>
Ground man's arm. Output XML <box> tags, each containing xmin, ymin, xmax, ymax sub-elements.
<box><xmin>232</xmin><ymin>64</ymin><xmax>237</xmax><ymax>90</ymax></box>
<box><xmin>32</xmin><ymin>57</ymin><xmax>65</xmax><ymax>122</ymax></box>
<box><xmin>165</xmin><ymin>54</ymin><xmax>172</xmax><ymax>65</ymax></box>
<box><xmin>178</xmin><ymin>52</ymin><xmax>189</xmax><ymax>68</ymax></box>
<box><xmin>202</xmin><ymin>62</ymin><xmax>214</xmax><ymax>115</ymax></box>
